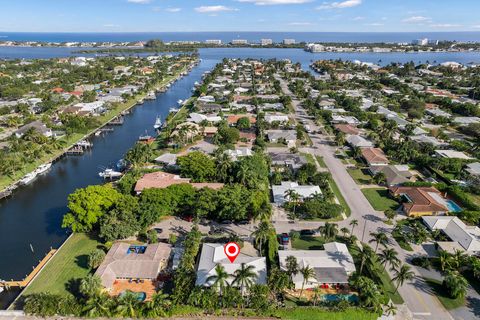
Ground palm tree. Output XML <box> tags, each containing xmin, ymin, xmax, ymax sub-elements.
<box><xmin>358</xmin><ymin>245</ymin><xmax>374</xmax><ymax>275</ymax></box>
<box><xmin>115</xmin><ymin>291</ymin><xmax>140</xmax><ymax>318</ymax></box>
<box><xmin>349</xmin><ymin>219</ymin><xmax>359</xmax><ymax>235</ymax></box>
<box><xmin>383</xmin><ymin>302</ymin><xmax>397</xmax><ymax>316</ymax></box>
<box><xmin>206</xmin><ymin>264</ymin><xmax>231</xmax><ymax>295</ymax></box>
<box><xmin>251</xmin><ymin>221</ymin><xmax>272</xmax><ymax>255</ymax></box>
<box><xmin>450</xmin><ymin>249</ymin><xmax>467</xmax><ymax>271</ymax></box>
<box><xmin>285</xmin><ymin>255</ymin><xmax>298</xmax><ymax>281</ymax></box>
<box><xmin>438</xmin><ymin>251</ymin><xmax>452</xmax><ymax>272</ymax></box>
<box><xmin>216</xmin><ymin>153</ymin><xmax>233</xmax><ymax>183</ymax></box>
<box><xmin>232</xmin><ymin>263</ymin><xmax>257</xmax><ymax>297</ymax></box>
<box><xmin>83</xmin><ymin>293</ymin><xmax>113</xmax><ymax>317</ymax></box>
<box><xmin>284</xmin><ymin>189</ymin><xmax>300</xmax><ymax>220</ymax></box>
<box><xmin>379</xmin><ymin>248</ymin><xmax>400</xmax><ymax>272</ymax></box>
<box><xmin>319</xmin><ymin>222</ymin><xmax>338</xmax><ymax>241</ymax></box>
<box><xmin>392</xmin><ymin>264</ymin><xmax>415</xmax><ymax>294</ymax></box>
<box><xmin>79</xmin><ymin>274</ymin><xmax>102</xmax><ymax>298</ymax></box>
<box><xmin>470</xmin><ymin>257</ymin><xmax>480</xmax><ymax>279</ymax></box>
<box><xmin>143</xmin><ymin>291</ymin><xmax>170</xmax><ymax>317</ymax></box>
<box><xmin>312</xmin><ymin>287</ymin><xmax>321</xmax><ymax>306</ymax></box>
<box><xmin>369</xmin><ymin>232</ymin><xmax>389</xmax><ymax>253</ymax></box>
<box><xmin>443</xmin><ymin>271</ymin><xmax>468</xmax><ymax>299</ymax></box>
<box><xmin>340</xmin><ymin>227</ymin><xmax>350</xmax><ymax>238</ymax></box>
<box><xmin>299</xmin><ymin>265</ymin><xmax>315</xmax><ymax>298</ymax></box>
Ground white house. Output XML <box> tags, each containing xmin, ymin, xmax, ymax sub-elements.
<box><xmin>197</xmin><ymin>95</ymin><xmax>216</xmax><ymax>103</ymax></box>
<box><xmin>272</xmin><ymin>181</ymin><xmax>321</xmax><ymax>205</ymax></box>
<box><xmin>187</xmin><ymin>112</ymin><xmax>222</xmax><ymax>124</ymax></box>
<box><xmin>267</xmin><ymin>130</ymin><xmax>296</xmax><ymax>147</ymax></box>
<box><xmin>224</xmin><ymin>147</ymin><xmax>253</xmax><ymax>161</ymax></box>
<box><xmin>346</xmin><ymin>135</ymin><xmax>374</xmax><ymax>148</ymax></box>
<box><xmin>265</xmin><ymin>114</ymin><xmax>289</xmax><ymax>124</ymax></box>
<box><xmin>422</xmin><ymin>216</ymin><xmax>480</xmax><ymax>254</ymax></box>
<box><xmin>435</xmin><ymin>150</ymin><xmax>473</xmax><ymax>160</ymax></box>
<box><xmin>278</xmin><ymin>242</ymin><xmax>356</xmax><ymax>289</ymax></box>
<box><xmin>195</xmin><ymin>243</ymin><xmax>267</xmax><ymax>287</ymax></box>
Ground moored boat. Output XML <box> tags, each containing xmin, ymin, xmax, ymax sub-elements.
<box><xmin>153</xmin><ymin>116</ymin><xmax>162</xmax><ymax>129</ymax></box>
<box><xmin>19</xmin><ymin>172</ymin><xmax>37</xmax><ymax>185</ymax></box>
<box><xmin>35</xmin><ymin>163</ymin><xmax>52</xmax><ymax>175</ymax></box>
<box><xmin>98</xmin><ymin>168</ymin><xmax>123</xmax><ymax>179</ymax></box>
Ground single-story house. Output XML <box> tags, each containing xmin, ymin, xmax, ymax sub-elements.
<box><xmin>272</xmin><ymin>181</ymin><xmax>321</xmax><ymax>205</ymax></box>
<box><xmin>269</xmin><ymin>152</ymin><xmax>308</xmax><ymax>171</ymax></box>
<box><xmin>154</xmin><ymin>153</ymin><xmax>178</xmax><ymax>167</ymax></box>
<box><xmin>435</xmin><ymin>150</ymin><xmax>474</xmax><ymax>160</ymax></box>
<box><xmin>224</xmin><ymin>147</ymin><xmax>253</xmax><ymax>161</ymax></box>
<box><xmin>361</xmin><ymin>147</ymin><xmax>389</xmax><ymax>166</ymax></box>
<box><xmin>453</xmin><ymin>117</ymin><xmax>480</xmax><ymax>125</ymax></box>
<box><xmin>466</xmin><ymin>162</ymin><xmax>480</xmax><ymax>177</ymax></box>
<box><xmin>134</xmin><ymin>172</ymin><xmax>224</xmax><ymax>194</ymax></box>
<box><xmin>14</xmin><ymin>121</ymin><xmax>52</xmax><ymax>138</ymax></box>
<box><xmin>188</xmin><ymin>113</ymin><xmax>222</xmax><ymax>124</ymax></box>
<box><xmin>95</xmin><ymin>243</ymin><xmax>172</xmax><ymax>291</ymax></box>
<box><xmin>331</xmin><ymin>115</ymin><xmax>360</xmax><ymax>125</ymax></box>
<box><xmin>334</xmin><ymin>124</ymin><xmax>359</xmax><ymax>135</ymax></box>
<box><xmin>278</xmin><ymin>242</ymin><xmax>356</xmax><ymax>289</ymax></box>
<box><xmin>226</xmin><ymin>114</ymin><xmax>257</xmax><ymax>126</ymax></box>
<box><xmin>389</xmin><ymin>186</ymin><xmax>449</xmax><ymax>217</ymax></box>
<box><xmin>267</xmin><ymin>130</ymin><xmax>296</xmax><ymax>147</ymax></box>
<box><xmin>265</xmin><ymin>114</ymin><xmax>289</xmax><ymax>124</ymax></box>
<box><xmin>411</xmin><ymin>135</ymin><xmax>446</xmax><ymax>147</ymax></box>
<box><xmin>346</xmin><ymin>135</ymin><xmax>374</xmax><ymax>148</ymax></box>
<box><xmin>422</xmin><ymin>216</ymin><xmax>480</xmax><ymax>254</ymax></box>
<box><xmin>196</xmin><ymin>243</ymin><xmax>267</xmax><ymax>287</ymax></box>
<box><xmin>369</xmin><ymin>165</ymin><xmax>413</xmax><ymax>187</ymax></box>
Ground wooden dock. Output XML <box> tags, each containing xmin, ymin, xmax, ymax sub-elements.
<box><xmin>0</xmin><ymin>249</ymin><xmax>57</xmax><ymax>288</ymax></box>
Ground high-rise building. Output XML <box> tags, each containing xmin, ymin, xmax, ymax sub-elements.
<box><xmin>261</xmin><ymin>38</ymin><xmax>273</xmax><ymax>46</ymax></box>
<box><xmin>283</xmin><ymin>39</ymin><xmax>296</xmax><ymax>45</ymax></box>
<box><xmin>412</xmin><ymin>38</ymin><xmax>429</xmax><ymax>46</ymax></box>
<box><xmin>205</xmin><ymin>39</ymin><xmax>222</xmax><ymax>45</ymax></box>
<box><xmin>231</xmin><ymin>39</ymin><xmax>248</xmax><ymax>45</ymax></box>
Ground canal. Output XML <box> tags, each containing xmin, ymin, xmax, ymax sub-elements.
<box><xmin>1</xmin><ymin>47</ymin><xmax>480</xmax><ymax>307</ymax></box>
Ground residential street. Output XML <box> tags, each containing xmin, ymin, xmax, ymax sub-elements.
<box><xmin>276</xmin><ymin>75</ymin><xmax>455</xmax><ymax>320</ymax></box>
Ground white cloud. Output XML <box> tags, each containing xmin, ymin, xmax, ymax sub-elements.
<box><xmin>127</xmin><ymin>0</ymin><xmax>152</xmax><ymax>4</ymax></box>
<box><xmin>237</xmin><ymin>0</ymin><xmax>312</xmax><ymax>5</ymax></box>
<box><xmin>352</xmin><ymin>16</ymin><xmax>365</xmax><ymax>21</ymax></box>
<box><xmin>364</xmin><ymin>22</ymin><xmax>384</xmax><ymax>26</ymax></box>
<box><xmin>195</xmin><ymin>6</ymin><xmax>237</xmax><ymax>13</ymax></box>
<box><xmin>472</xmin><ymin>25</ymin><xmax>480</xmax><ymax>29</ymax></box>
<box><xmin>103</xmin><ymin>24</ymin><xmax>120</xmax><ymax>28</ymax></box>
<box><xmin>402</xmin><ymin>16</ymin><xmax>431</xmax><ymax>23</ymax></box>
<box><xmin>430</xmin><ymin>24</ymin><xmax>462</xmax><ymax>28</ymax></box>
<box><xmin>288</xmin><ymin>22</ymin><xmax>314</xmax><ymax>26</ymax></box>
<box><xmin>316</xmin><ymin>0</ymin><xmax>362</xmax><ymax>10</ymax></box>
<box><xmin>166</xmin><ymin>7</ymin><xmax>181</xmax><ymax>12</ymax></box>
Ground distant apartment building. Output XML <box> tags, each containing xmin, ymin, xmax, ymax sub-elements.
<box><xmin>205</xmin><ymin>39</ymin><xmax>222</xmax><ymax>45</ymax></box>
<box><xmin>261</xmin><ymin>38</ymin><xmax>273</xmax><ymax>46</ymax></box>
<box><xmin>305</xmin><ymin>43</ymin><xmax>325</xmax><ymax>52</ymax></box>
<box><xmin>412</xmin><ymin>38</ymin><xmax>429</xmax><ymax>46</ymax></box>
<box><xmin>283</xmin><ymin>38</ymin><xmax>296</xmax><ymax>45</ymax></box>
<box><xmin>231</xmin><ymin>39</ymin><xmax>248</xmax><ymax>45</ymax></box>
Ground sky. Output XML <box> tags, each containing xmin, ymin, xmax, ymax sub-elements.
<box><xmin>1</xmin><ymin>0</ymin><xmax>480</xmax><ymax>33</ymax></box>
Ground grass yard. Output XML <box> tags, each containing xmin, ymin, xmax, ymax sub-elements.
<box><xmin>362</xmin><ymin>188</ymin><xmax>399</xmax><ymax>211</ymax></box>
<box><xmin>315</xmin><ymin>155</ymin><xmax>327</xmax><ymax>168</ymax></box>
<box><xmin>424</xmin><ymin>278</ymin><xmax>465</xmax><ymax>310</ymax></box>
<box><xmin>329</xmin><ymin>177</ymin><xmax>351</xmax><ymax>217</ymax></box>
<box><xmin>292</xmin><ymin>236</ymin><xmax>326</xmax><ymax>250</ymax></box>
<box><xmin>348</xmin><ymin>168</ymin><xmax>373</xmax><ymax>185</ymax></box>
<box><xmin>301</xmin><ymin>152</ymin><xmax>315</xmax><ymax>166</ymax></box>
<box><xmin>274</xmin><ymin>307</ymin><xmax>377</xmax><ymax>320</ymax></box>
<box><xmin>22</xmin><ymin>233</ymin><xmax>102</xmax><ymax>297</ymax></box>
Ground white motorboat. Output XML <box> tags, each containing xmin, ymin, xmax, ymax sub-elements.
<box><xmin>177</xmin><ymin>99</ymin><xmax>183</xmax><ymax>105</ymax></box>
<box><xmin>35</xmin><ymin>163</ymin><xmax>52</xmax><ymax>175</ymax></box>
<box><xmin>153</xmin><ymin>116</ymin><xmax>162</xmax><ymax>129</ymax></box>
<box><xmin>98</xmin><ymin>168</ymin><xmax>123</xmax><ymax>179</ymax></box>
<box><xmin>146</xmin><ymin>91</ymin><xmax>156</xmax><ymax>100</ymax></box>
<box><xmin>19</xmin><ymin>172</ymin><xmax>38</xmax><ymax>185</ymax></box>
<box><xmin>169</xmin><ymin>107</ymin><xmax>180</xmax><ymax>113</ymax></box>
<box><xmin>76</xmin><ymin>140</ymin><xmax>92</xmax><ymax>148</ymax></box>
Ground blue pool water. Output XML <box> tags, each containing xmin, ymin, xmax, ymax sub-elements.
<box><xmin>446</xmin><ymin>200</ymin><xmax>462</xmax><ymax>212</ymax></box>
<box><xmin>322</xmin><ymin>294</ymin><xmax>358</xmax><ymax>303</ymax></box>
<box><xmin>120</xmin><ymin>291</ymin><xmax>147</xmax><ymax>302</ymax></box>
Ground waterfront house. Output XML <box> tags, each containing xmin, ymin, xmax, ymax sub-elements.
<box><xmin>14</xmin><ymin>121</ymin><xmax>52</xmax><ymax>138</ymax></box>
<box><xmin>422</xmin><ymin>216</ymin><xmax>480</xmax><ymax>254</ymax></box>
<box><xmin>272</xmin><ymin>181</ymin><xmax>321</xmax><ymax>205</ymax></box>
<box><xmin>278</xmin><ymin>242</ymin><xmax>356</xmax><ymax>289</ymax></box>
<box><xmin>389</xmin><ymin>186</ymin><xmax>448</xmax><ymax>217</ymax></box>
<box><xmin>95</xmin><ymin>242</ymin><xmax>172</xmax><ymax>299</ymax></box>
<box><xmin>134</xmin><ymin>171</ymin><xmax>224</xmax><ymax>194</ymax></box>
<box><xmin>154</xmin><ymin>153</ymin><xmax>178</xmax><ymax>167</ymax></box>
<box><xmin>195</xmin><ymin>243</ymin><xmax>267</xmax><ymax>287</ymax></box>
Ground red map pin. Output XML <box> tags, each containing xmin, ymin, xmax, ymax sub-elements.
<box><xmin>224</xmin><ymin>242</ymin><xmax>240</xmax><ymax>263</ymax></box>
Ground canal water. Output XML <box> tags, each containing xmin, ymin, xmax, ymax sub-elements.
<box><xmin>1</xmin><ymin>47</ymin><xmax>480</xmax><ymax>307</ymax></box>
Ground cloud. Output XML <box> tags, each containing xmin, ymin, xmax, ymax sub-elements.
<box><xmin>364</xmin><ymin>22</ymin><xmax>384</xmax><ymax>26</ymax></box>
<box><xmin>352</xmin><ymin>16</ymin><xmax>365</xmax><ymax>21</ymax></box>
<box><xmin>472</xmin><ymin>25</ymin><xmax>480</xmax><ymax>29</ymax></box>
<box><xmin>430</xmin><ymin>23</ymin><xmax>462</xmax><ymax>28</ymax></box>
<box><xmin>288</xmin><ymin>22</ymin><xmax>314</xmax><ymax>26</ymax></box>
<box><xmin>237</xmin><ymin>0</ymin><xmax>312</xmax><ymax>5</ymax></box>
<box><xmin>316</xmin><ymin>0</ymin><xmax>362</xmax><ymax>10</ymax></box>
<box><xmin>402</xmin><ymin>16</ymin><xmax>431</xmax><ymax>23</ymax></box>
<box><xmin>127</xmin><ymin>0</ymin><xmax>152</xmax><ymax>4</ymax></box>
<box><xmin>103</xmin><ymin>24</ymin><xmax>120</xmax><ymax>28</ymax></box>
<box><xmin>166</xmin><ymin>7</ymin><xmax>181</xmax><ymax>12</ymax></box>
<box><xmin>195</xmin><ymin>6</ymin><xmax>237</xmax><ymax>13</ymax></box>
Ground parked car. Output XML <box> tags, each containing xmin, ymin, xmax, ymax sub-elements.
<box><xmin>279</xmin><ymin>233</ymin><xmax>290</xmax><ymax>245</ymax></box>
<box><xmin>300</xmin><ymin>229</ymin><xmax>316</xmax><ymax>236</ymax></box>
<box><xmin>220</xmin><ymin>220</ymin><xmax>233</xmax><ymax>225</ymax></box>
<box><xmin>236</xmin><ymin>220</ymin><xmax>249</xmax><ymax>225</ymax></box>
<box><xmin>153</xmin><ymin>228</ymin><xmax>163</xmax><ymax>234</ymax></box>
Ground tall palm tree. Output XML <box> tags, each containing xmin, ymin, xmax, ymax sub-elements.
<box><xmin>142</xmin><ymin>291</ymin><xmax>170</xmax><ymax>317</ymax></box>
<box><xmin>206</xmin><ymin>264</ymin><xmax>231</xmax><ymax>296</ymax></box>
<box><xmin>285</xmin><ymin>255</ymin><xmax>298</xmax><ymax>281</ymax></box>
<box><xmin>358</xmin><ymin>245</ymin><xmax>374</xmax><ymax>275</ymax></box>
<box><xmin>251</xmin><ymin>221</ymin><xmax>272</xmax><ymax>254</ymax></box>
<box><xmin>369</xmin><ymin>232</ymin><xmax>389</xmax><ymax>253</ymax></box>
<box><xmin>379</xmin><ymin>248</ymin><xmax>400</xmax><ymax>272</ymax></box>
<box><xmin>470</xmin><ymin>257</ymin><xmax>480</xmax><ymax>279</ymax></box>
<box><xmin>115</xmin><ymin>291</ymin><xmax>140</xmax><ymax>318</ymax></box>
<box><xmin>340</xmin><ymin>227</ymin><xmax>350</xmax><ymax>238</ymax></box>
<box><xmin>443</xmin><ymin>271</ymin><xmax>468</xmax><ymax>299</ymax></box>
<box><xmin>392</xmin><ymin>264</ymin><xmax>415</xmax><ymax>294</ymax></box>
<box><xmin>284</xmin><ymin>189</ymin><xmax>300</xmax><ymax>220</ymax></box>
<box><xmin>216</xmin><ymin>153</ymin><xmax>234</xmax><ymax>183</ymax></box>
<box><xmin>438</xmin><ymin>251</ymin><xmax>452</xmax><ymax>272</ymax></box>
<box><xmin>349</xmin><ymin>219</ymin><xmax>359</xmax><ymax>235</ymax></box>
<box><xmin>232</xmin><ymin>263</ymin><xmax>257</xmax><ymax>297</ymax></box>
<box><xmin>319</xmin><ymin>222</ymin><xmax>338</xmax><ymax>241</ymax></box>
<box><xmin>383</xmin><ymin>302</ymin><xmax>397</xmax><ymax>316</ymax></box>
<box><xmin>82</xmin><ymin>293</ymin><xmax>113</xmax><ymax>317</ymax></box>
<box><xmin>299</xmin><ymin>265</ymin><xmax>315</xmax><ymax>298</ymax></box>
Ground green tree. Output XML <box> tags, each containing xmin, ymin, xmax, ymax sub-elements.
<box><xmin>87</xmin><ymin>249</ymin><xmax>106</xmax><ymax>270</ymax></box>
<box><xmin>206</xmin><ymin>264</ymin><xmax>231</xmax><ymax>296</ymax></box>
<box><xmin>115</xmin><ymin>291</ymin><xmax>140</xmax><ymax>318</ymax></box>
<box><xmin>350</xmin><ymin>219</ymin><xmax>359</xmax><ymax>235</ymax></box>
<box><xmin>236</xmin><ymin>117</ymin><xmax>252</xmax><ymax>130</ymax></box>
<box><xmin>379</xmin><ymin>247</ymin><xmax>400</xmax><ymax>272</ymax></box>
<box><xmin>232</xmin><ymin>263</ymin><xmax>257</xmax><ymax>297</ymax></box>
<box><xmin>285</xmin><ymin>255</ymin><xmax>298</xmax><ymax>281</ymax></box>
<box><xmin>369</xmin><ymin>232</ymin><xmax>389</xmax><ymax>253</ymax></box>
<box><xmin>79</xmin><ymin>275</ymin><xmax>102</xmax><ymax>298</ymax></box>
<box><xmin>177</xmin><ymin>151</ymin><xmax>216</xmax><ymax>182</ymax></box>
<box><xmin>443</xmin><ymin>271</ymin><xmax>468</xmax><ymax>299</ymax></box>
<box><xmin>392</xmin><ymin>264</ymin><xmax>415</xmax><ymax>294</ymax></box>
<box><xmin>251</xmin><ymin>221</ymin><xmax>273</xmax><ymax>255</ymax></box>
<box><xmin>298</xmin><ymin>265</ymin><xmax>315</xmax><ymax>298</ymax></box>
<box><xmin>99</xmin><ymin>195</ymin><xmax>140</xmax><ymax>241</ymax></box>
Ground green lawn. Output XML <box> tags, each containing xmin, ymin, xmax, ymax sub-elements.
<box><xmin>274</xmin><ymin>307</ymin><xmax>377</xmax><ymax>320</ymax></box>
<box><xmin>292</xmin><ymin>236</ymin><xmax>326</xmax><ymax>250</ymax></box>
<box><xmin>329</xmin><ymin>177</ymin><xmax>351</xmax><ymax>217</ymax></box>
<box><xmin>22</xmin><ymin>233</ymin><xmax>102</xmax><ymax>297</ymax></box>
<box><xmin>348</xmin><ymin>168</ymin><xmax>373</xmax><ymax>185</ymax></box>
<box><xmin>361</xmin><ymin>188</ymin><xmax>399</xmax><ymax>211</ymax></box>
<box><xmin>424</xmin><ymin>278</ymin><xmax>465</xmax><ymax>310</ymax></box>
<box><xmin>301</xmin><ymin>153</ymin><xmax>315</xmax><ymax>166</ymax></box>
<box><xmin>315</xmin><ymin>156</ymin><xmax>327</xmax><ymax>168</ymax></box>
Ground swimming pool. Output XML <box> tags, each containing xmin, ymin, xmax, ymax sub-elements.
<box><xmin>446</xmin><ymin>200</ymin><xmax>462</xmax><ymax>212</ymax></box>
<box><xmin>322</xmin><ymin>293</ymin><xmax>358</xmax><ymax>303</ymax></box>
<box><xmin>119</xmin><ymin>290</ymin><xmax>147</xmax><ymax>301</ymax></box>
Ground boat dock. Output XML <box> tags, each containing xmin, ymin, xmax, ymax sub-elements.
<box><xmin>0</xmin><ymin>249</ymin><xmax>57</xmax><ymax>288</ymax></box>
<box><xmin>66</xmin><ymin>146</ymin><xmax>84</xmax><ymax>155</ymax></box>
<box><xmin>0</xmin><ymin>190</ymin><xmax>12</xmax><ymax>200</ymax></box>
<box><xmin>109</xmin><ymin>116</ymin><xmax>124</xmax><ymax>125</ymax></box>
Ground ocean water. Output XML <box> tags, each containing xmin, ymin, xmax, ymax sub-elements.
<box><xmin>1</xmin><ymin>31</ymin><xmax>480</xmax><ymax>43</ymax></box>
